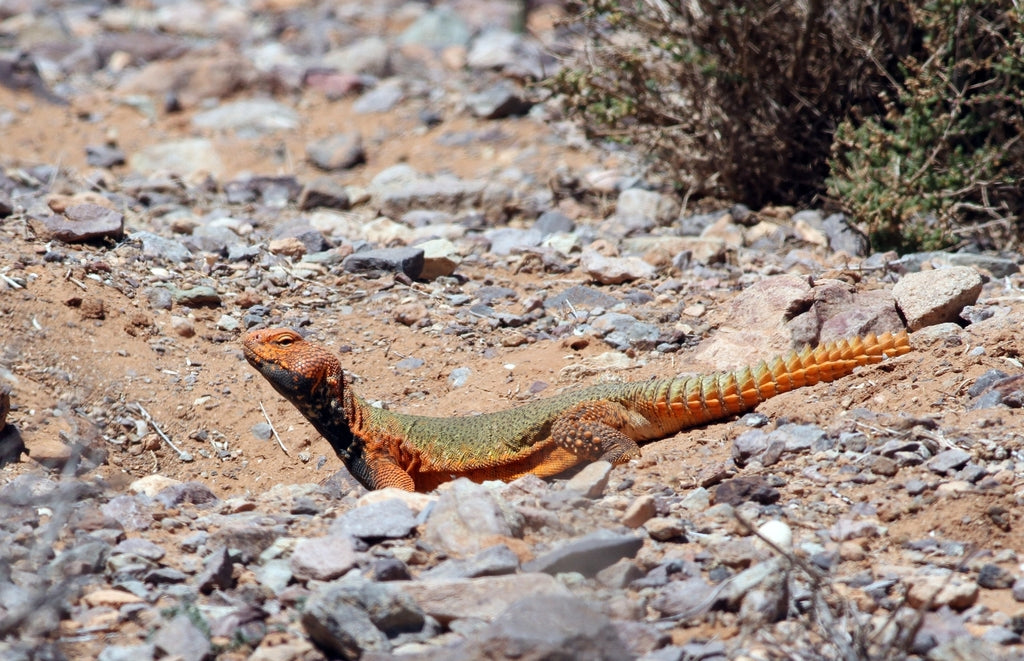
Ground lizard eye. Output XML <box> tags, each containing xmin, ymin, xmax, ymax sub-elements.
<box><xmin>277</xmin><ymin>335</ymin><xmax>294</xmax><ymax>346</ymax></box>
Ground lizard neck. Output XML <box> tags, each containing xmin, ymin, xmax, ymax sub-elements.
<box><xmin>307</xmin><ymin>369</ymin><xmax>359</xmax><ymax>461</ymax></box>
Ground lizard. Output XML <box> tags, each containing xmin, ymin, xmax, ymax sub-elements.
<box><xmin>242</xmin><ymin>327</ymin><xmax>911</xmax><ymax>492</ymax></box>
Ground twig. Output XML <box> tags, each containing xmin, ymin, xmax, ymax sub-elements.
<box><xmin>134</xmin><ymin>402</ymin><xmax>193</xmax><ymax>462</ymax></box>
<box><xmin>259</xmin><ymin>400</ymin><xmax>290</xmax><ymax>456</ymax></box>
<box><xmin>0</xmin><ymin>273</ymin><xmax>23</xmax><ymax>289</ymax></box>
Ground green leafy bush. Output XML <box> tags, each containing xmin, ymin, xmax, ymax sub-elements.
<box><xmin>549</xmin><ymin>0</ymin><xmax>1024</xmax><ymax>252</ymax></box>
<box><xmin>827</xmin><ymin>1</ymin><xmax>1024</xmax><ymax>251</ymax></box>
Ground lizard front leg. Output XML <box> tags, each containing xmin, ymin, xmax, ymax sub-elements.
<box><xmin>348</xmin><ymin>449</ymin><xmax>417</xmax><ymax>491</ymax></box>
<box><xmin>550</xmin><ymin>401</ymin><xmax>642</xmax><ymax>465</ymax></box>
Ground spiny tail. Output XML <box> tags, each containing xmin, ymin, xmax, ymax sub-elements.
<box><xmin>657</xmin><ymin>330</ymin><xmax>911</xmax><ymax>427</ymax></box>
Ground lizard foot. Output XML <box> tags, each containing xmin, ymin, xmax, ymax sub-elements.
<box><xmin>551</xmin><ymin>401</ymin><xmax>641</xmax><ymax>465</ymax></box>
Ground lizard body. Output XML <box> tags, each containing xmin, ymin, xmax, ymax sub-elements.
<box><xmin>242</xmin><ymin>328</ymin><xmax>910</xmax><ymax>492</ymax></box>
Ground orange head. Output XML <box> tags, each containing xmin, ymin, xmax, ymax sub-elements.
<box><xmin>241</xmin><ymin>328</ymin><xmax>345</xmax><ymax>415</ymax></box>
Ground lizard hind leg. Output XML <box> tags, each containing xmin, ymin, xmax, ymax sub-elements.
<box><xmin>550</xmin><ymin>401</ymin><xmax>642</xmax><ymax>465</ymax></box>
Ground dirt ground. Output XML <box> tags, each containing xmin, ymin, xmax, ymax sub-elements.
<box><xmin>3</xmin><ymin>70</ymin><xmax>1024</xmax><ymax>617</ymax></box>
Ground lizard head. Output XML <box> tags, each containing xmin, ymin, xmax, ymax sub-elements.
<box><xmin>241</xmin><ymin>327</ymin><xmax>345</xmax><ymax>411</ymax></box>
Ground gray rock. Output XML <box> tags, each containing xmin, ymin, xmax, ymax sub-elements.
<box><xmin>484</xmin><ymin>227</ymin><xmax>543</xmax><ymax>255</ymax></box>
<box><xmin>447</xmin><ymin>366</ymin><xmax>472</xmax><ymax>388</ymax></box>
<box><xmin>299</xmin><ymin>177</ymin><xmax>350</xmax><ymax>210</ymax></box>
<box><xmin>534</xmin><ymin>210</ymin><xmax>575</xmax><ymax>236</ymax></box>
<box><xmin>129</xmin><ymin>138</ymin><xmax>224</xmax><ymax>178</ymax></box>
<box><xmin>421</xmin><ymin>544</ymin><xmax>521</xmax><ymax>580</ymax></box>
<box><xmin>454</xmin><ymin>595</ymin><xmax>632</xmax><ymax>660</ymax></box>
<box><xmin>152</xmin><ymin>613</ymin><xmax>211</xmax><ymax>661</ymax></box>
<box><xmin>976</xmin><ymin>563</ymin><xmax>1015</xmax><ymax>589</ymax></box>
<box><xmin>152</xmin><ymin>481</ymin><xmax>218</xmax><ymax>508</ymax></box>
<box><xmin>396</xmin><ymin>6</ymin><xmax>471</xmax><ymax>49</ymax></box>
<box><xmin>39</xmin><ymin>204</ymin><xmax>124</xmax><ymax>243</ymax></box>
<box><xmin>592</xmin><ymin>312</ymin><xmax>661</xmax><ymax>350</ymax></box>
<box><xmin>822</xmin><ymin>213</ymin><xmax>869</xmax><ymax>256</ymax></box>
<box><xmin>343</xmin><ymin>247</ymin><xmax>424</xmax><ymax>279</ymax></box>
<box><xmin>892</xmin><ymin>266</ymin><xmax>983</xmax><ymax>331</ymax></box>
<box><xmin>616</xmin><ymin>188</ymin><xmax>679</xmax><ymax>225</ymax></box>
<box><xmin>397</xmin><ymin>573</ymin><xmax>571</xmax><ymax>623</ymax></box>
<box><xmin>1012</xmin><ymin>577</ymin><xmax>1024</xmax><ymax>602</ymax></box>
<box><xmin>192</xmin><ymin>98</ymin><xmax>299</xmax><ymax>134</ymax></box>
<box><xmin>926</xmin><ymin>448</ymin><xmax>972</xmax><ymax>474</ymax></box>
<box><xmin>196</xmin><ymin>546</ymin><xmax>234</xmax><ymax>594</ymax></box>
<box><xmin>968</xmin><ymin>369</ymin><xmax>1010</xmax><ymax>398</ymax></box>
<box><xmin>544</xmin><ymin>284</ymin><xmax>619</xmax><ymax>310</ymax></box>
<box><xmin>330</xmin><ymin>498</ymin><xmax>417</xmax><ymax>540</ymax></box>
<box><xmin>466</xmin><ymin>29</ymin><xmax>549</xmax><ymax>79</ymax></box>
<box><xmin>422</xmin><ymin>479</ymin><xmax>522</xmax><ymax>555</ymax></box>
<box><xmin>321</xmin><ymin>36</ymin><xmax>390</xmax><ymax>77</ymax></box>
<box><xmin>564</xmin><ymin>460</ymin><xmax>612</xmax><ymax>498</ymax></box>
<box><xmin>113</xmin><ymin>538</ymin><xmax>166</xmax><ymax>562</ymax></box>
<box><xmin>581</xmin><ymin>249</ymin><xmax>656</xmax><ymax>284</ymax></box>
<box><xmin>651</xmin><ymin>577</ymin><xmax>717</xmax><ymax>617</ymax></box>
<box><xmin>132</xmin><ymin>231</ymin><xmax>192</xmax><ymax>263</ymax></box>
<box><xmin>290</xmin><ymin>535</ymin><xmax>359</xmax><ymax>581</ymax></box>
<box><xmin>900</xmin><ymin>251</ymin><xmax>1020</xmax><ymax>278</ymax></box>
<box><xmin>97</xmin><ymin>644</ymin><xmax>156</xmax><ymax>661</ymax></box>
<box><xmin>353</xmin><ymin>79</ymin><xmax>404</xmax><ymax>114</ymax></box>
<box><xmin>466</xmin><ymin>81</ymin><xmax>532</xmax><ymax>119</ymax></box>
<box><xmin>85</xmin><ymin>144</ymin><xmax>126</xmax><ymax>168</ymax></box>
<box><xmin>172</xmin><ymin>286</ymin><xmax>221</xmax><ymax>307</ymax></box>
<box><xmin>306</xmin><ymin>132</ymin><xmax>365</xmax><ymax>171</ymax></box>
<box><xmin>302</xmin><ymin>589</ymin><xmax>389</xmax><ymax>659</ymax></box>
<box><xmin>208</xmin><ymin>522</ymin><xmax>279</xmax><ymax>564</ymax></box>
<box><xmin>101</xmin><ymin>494</ymin><xmax>153</xmax><ymax>532</ymax></box>
<box><xmin>187</xmin><ymin>223</ymin><xmax>239</xmax><ymax>255</ymax></box>
<box><xmin>523</xmin><ymin>529</ymin><xmax>643</xmax><ymax>577</ymax></box>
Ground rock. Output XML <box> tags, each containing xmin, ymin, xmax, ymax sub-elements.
<box><xmin>822</xmin><ymin>213</ymin><xmax>870</xmax><ymax>256</ymax></box>
<box><xmin>152</xmin><ymin>613</ymin><xmax>212</xmax><ymax>661</ymax></box>
<box><xmin>306</xmin><ymin>132</ymin><xmax>365</xmax><ymax>171</ymax></box>
<box><xmin>422</xmin><ymin>480</ymin><xmax>521</xmax><ymax>555</ymax></box>
<box><xmin>290</xmin><ymin>535</ymin><xmax>359</xmax><ymax>581</ymax></box>
<box><xmin>132</xmin><ymin>231</ymin><xmax>192</xmax><ymax>263</ymax></box>
<box><xmin>421</xmin><ymin>544</ymin><xmax>521</xmax><ymax>580</ymax></box>
<box><xmin>544</xmin><ymin>284</ymin><xmax>619</xmax><ymax>310</ymax></box>
<box><xmin>523</xmin><ymin>530</ymin><xmax>644</xmax><ymax>577</ymax></box>
<box><xmin>906</xmin><ymin>574</ymin><xmax>979</xmax><ymax>610</ymax></box>
<box><xmin>712</xmin><ymin>476</ymin><xmax>780</xmax><ymax>506</ymax></box>
<box><xmin>173</xmin><ymin>286</ymin><xmax>221</xmax><ymax>307</ymax></box>
<box><xmin>353</xmin><ymin>79</ymin><xmax>404</xmax><ymax>114</ymax></box>
<box><xmin>37</xmin><ymin>203</ymin><xmax>124</xmax><ymax>242</ymax></box>
<box><xmin>343</xmin><ymin>247</ymin><xmax>424</xmax><ymax>279</ymax></box>
<box><xmin>466</xmin><ymin>29</ymin><xmax>549</xmax><ymax>79</ymax></box>
<box><xmin>564</xmin><ymin>460</ymin><xmax>612</xmax><ymax>498</ymax></box>
<box><xmin>926</xmin><ymin>448</ymin><xmax>972</xmax><ymax>474</ymax></box>
<box><xmin>976</xmin><ymin>563</ymin><xmax>1015</xmax><ymax>589</ymax></box>
<box><xmin>396</xmin><ymin>573</ymin><xmax>570</xmax><ymax>623</ymax></box>
<box><xmin>580</xmin><ymin>249</ymin><xmax>656</xmax><ymax>284</ymax></box>
<box><xmin>192</xmin><ymin>98</ymin><xmax>300</xmax><ymax>134</ymax></box>
<box><xmin>301</xmin><ymin>587</ymin><xmax>390</xmax><ymax>659</ymax></box>
<box><xmin>86</xmin><ymin>144</ymin><xmax>126</xmax><ymax>168</ymax></box>
<box><xmin>298</xmin><ymin>176</ymin><xmax>350</xmax><ymax>210</ymax></box>
<box><xmin>454</xmin><ymin>595</ymin><xmax>632</xmax><ymax>660</ymax></box>
<box><xmin>534</xmin><ymin>210</ymin><xmax>575</xmax><ymax>236</ymax></box>
<box><xmin>322</xmin><ymin>36</ymin><xmax>391</xmax><ymax>78</ymax></box>
<box><xmin>651</xmin><ymin>577</ymin><xmax>717</xmax><ymax>617</ymax></box>
<box><xmin>616</xmin><ymin>188</ymin><xmax>679</xmax><ymax>225</ymax></box>
<box><xmin>417</xmin><ymin>238</ymin><xmax>461</xmax><ymax>279</ymax></box>
<box><xmin>396</xmin><ymin>6</ymin><xmax>471</xmax><ymax>49</ymax></box>
<box><xmin>892</xmin><ymin>267</ymin><xmax>983</xmax><ymax>331</ymax></box>
<box><xmin>129</xmin><ymin>138</ymin><xmax>224</xmax><ymax>179</ymax></box>
<box><xmin>620</xmin><ymin>494</ymin><xmax>657</xmax><ymax>529</ymax></box>
<box><xmin>330</xmin><ymin>498</ymin><xmax>417</xmax><ymax>540</ymax></box>
<box><xmin>466</xmin><ymin>81</ymin><xmax>532</xmax><ymax>119</ymax></box>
